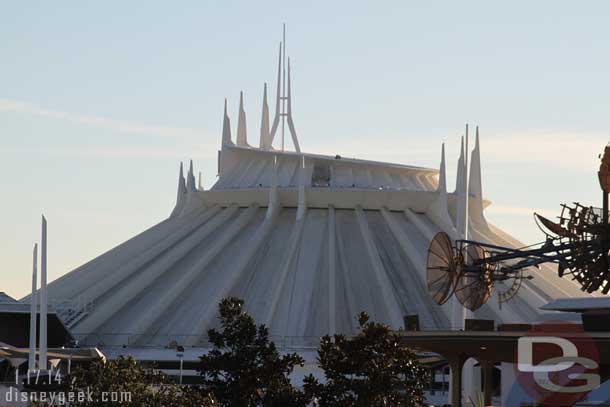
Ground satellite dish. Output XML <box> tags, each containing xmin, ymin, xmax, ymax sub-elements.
<box><xmin>454</xmin><ymin>243</ymin><xmax>494</xmax><ymax>311</ymax></box>
<box><xmin>426</xmin><ymin>232</ymin><xmax>458</xmax><ymax>305</ymax></box>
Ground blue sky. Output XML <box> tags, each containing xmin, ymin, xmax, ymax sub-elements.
<box><xmin>1</xmin><ymin>1</ymin><xmax>609</xmax><ymax>298</ymax></box>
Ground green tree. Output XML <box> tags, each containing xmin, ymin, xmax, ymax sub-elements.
<box><xmin>304</xmin><ymin>312</ymin><xmax>428</xmax><ymax>407</ymax></box>
<box><xmin>66</xmin><ymin>356</ymin><xmax>217</xmax><ymax>407</ymax></box>
<box><xmin>198</xmin><ymin>297</ymin><xmax>310</xmax><ymax>407</ymax></box>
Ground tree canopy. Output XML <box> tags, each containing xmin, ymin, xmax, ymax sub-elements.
<box><xmin>304</xmin><ymin>312</ymin><xmax>428</xmax><ymax>407</ymax></box>
<box><xmin>198</xmin><ymin>297</ymin><xmax>310</xmax><ymax>407</ymax></box>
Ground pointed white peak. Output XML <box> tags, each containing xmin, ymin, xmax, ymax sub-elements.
<box><xmin>455</xmin><ymin>136</ymin><xmax>465</xmax><ymax>193</ymax></box>
<box><xmin>427</xmin><ymin>142</ymin><xmax>457</xmax><ymax>239</ymax></box>
<box><xmin>178</xmin><ymin>162</ymin><xmax>186</xmax><ymax>194</ymax></box>
<box><xmin>286</xmin><ymin>57</ymin><xmax>301</xmax><ymax>153</ymax></box>
<box><xmin>260</xmin><ymin>83</ymin><xmax>270</xmax><ymax>150</ymax></box>
<box><xmin>198</xmin><ymin>171</ymin><xmax>204</xmax><ymax>191</ymax></box>
<box><xmin>268</xmin><ymin>42</ymin><xmax>282</xmax><ymax>146</ymax></box>
<box><xmin>437</xmin><ymin>143</ymin><xmax>447</xmax><ymax>195</ymax></box>
<box><xmin>237</xmin><ymin>91</ymin><xmax>248</xmax><ymax>146</ymax></box>
<box><xmin>221</xmin><ymin>98</ymin><xmax>233</xmax><ymax>146</ymax></box>
<box><xmin>186</xmin><ymin>160</ymin><xmax>196</xmax><ymax>192</ymax></box>
<box><xmin>170</xmin><ymin>162</ymin><xmax>187</xmax><ymax>218</ymax></box>
<box><xmin>469</xmin><ymin>126</ymin><xmax>483</xmax><ymax>197</ymax></box>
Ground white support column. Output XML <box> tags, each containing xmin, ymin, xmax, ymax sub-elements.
<box><xmin>328</xmin><ymin>205</ymin><xmax>336</xmax><ymax>334</ymax></box>
<box><xmin>39</xmin><ymin>215</ymin><xmax>48</xmax><ymax>371</ymax></box>
<box><xmin>296</xmin><ymin>155</ymin><xmax>307</xmax><ymax>221</ymax></box>
<box><xmin>28</xmin><ymin>243</ymin><xmax>38</xmax><ymax>372</ymax></box>
<box><xmin>262</xmin><ymin>210</ymin><xmax>307</xmax><ymax>327</ymax></box>
<box><xmin>404</xmin><ymin>208</ymin><xmax>436</xmax><ymax>242</ymax></box>
<box><xmin>186</xmin><ymin>204</ymin><xmax>280</xmax><ymax>346</ymax></box>
<box><xmin>267</xmin><ymin>156</ymin><xmax>280</xmax><ymax>219</ymax></box>
<box><xmin>74</xmin><ymin>205</ymin><xmax>227</xmax><ymax>334</ymax></box>
<box><xmin>355</xmin><ymin>206</ymin><xmax>403</xmax><ymax>327</ymax></box>
<box><xmin>132</xmin><ymin>204</ymin><xmax>260</xmax><ymax>342</ymax></box>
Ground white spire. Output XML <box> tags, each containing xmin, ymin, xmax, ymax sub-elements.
<box><xmin>468</xmin><ymin>126</ymin><xmax>492</xmax><ymax>234</ymax></box>
<box><xmin>28</xmin><ymin>243</ymin><xmax>38</xmax><ymax>372</ymax></box>
<box><xmin>260</xmin><ymin>83</ymin><xmax>270</xmax><ymax>149</ymax></box>
<box><xmin>198</xmin><ymin>171</ymin><xmax>203</xmax><ymax>191</ymax></box>
<box><xmin>426</xmin><ymin>143</ymin><xmax>457</xmax><ymax>239</ymax></box>
<box><xmin>39</xmin><ymin>215</ymin><xmax>48</xmax><ymax>371</ymax></box>
<box><xmin>178</xmin><ymin>162</ymin><xmax>186</xmax><ymax>195</ymax></box>
<box><xmin>286</xmin><ymin>58</ymin><xmax>301</xmax><ymax>153</ymax></box>
<box><xmin>469</xmin><ymin>126</ymin><xmax>482</xmax><ymax>198</ymax></box>
<box><xmin>222</xmin><ymin>98</ymin><xmax>233</xmax><ymax>146</ymax></box>
<box><xmin>268</xmin><ymin>25</ymin><xmax>300</xmax><ymax>152</ymax></box>
<box><xmin>170</xmin><ymin>162</ymin><xmax>187</xmax><ymax>218</ymax></box>
<box><xmin>269</xmin><ymin>42</ymin><xmax>282</xmax><ymax>147</ymax></box>
<box><xmin>455</xmin><ymin>136</ymin><xmax>465</xmax><ymax>194</ymax></box>
<box><xmin>437</xmin><ymin>143</ymin><xmax>447</xmax><ymax>194</ymax></box>
<box><xmin>237</xmin><ymin>91</ymin><xmax>248</xmax><ymax>146</ymax></box>
<box><xmin>186</xmin><ymin>160</ymin><xmax>196</xmax><ymax>192</ymax></box>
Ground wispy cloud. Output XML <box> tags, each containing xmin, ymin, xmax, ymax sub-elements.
<box><xmin>0</xmin><ymin>145</ymin><xmax>218</xmax><ymax>160</ymax></box>
<box><xmin>0</xmin><ymin>98</ymin><xmax>204</xmax><ymax>139</ymax></box>
<box><xmin>486</xmin><ymin>205</ymin><xmax>559</xmax><ymax>216</ymax></box>
<box><xmin>482</xmin><ymin>130</ymin><xmax>609</xmax><ymax>171</ymax></box>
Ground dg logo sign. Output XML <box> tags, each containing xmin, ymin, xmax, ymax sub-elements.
<box><xmin>515</xmin><ymin>322</ymin><xmax>600</xmax><ymax>406</ymax></box>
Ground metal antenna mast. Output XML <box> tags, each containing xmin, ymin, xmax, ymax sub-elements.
<box><xmin>281</xmin><ymin>23</ymin><xmax>286</xmax><ymax>151</ymax></box>
<box><xmin>269</xmin><ymin>24</ymin><xmax>301</xmax><ymax>153</ymax></box>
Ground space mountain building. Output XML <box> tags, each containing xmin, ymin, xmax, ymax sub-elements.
<box><xmin>34</xmin><ymin>38</ymin><xmax>593</xmax><ymax>355</ymax></box>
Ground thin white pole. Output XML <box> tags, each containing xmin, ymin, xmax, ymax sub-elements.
<box><xmin>40</xmin><ymin>215</ymin><xmax>48</xmax><ymax>370</ymax></box>
<box><xmin>464</xmin><ymin>124</ymin><xmax>469</xmax><ymax>241</ymax></box>
<box><xmin>281</xmin><ymin>23</ymin><xmax>286</xmax><ymax>152</ymax></box>
<box><xmin>28</xmin><ymin>244</ymin><xmax>38</xmax><ymax>372</ymax></box>
<box><xmin>179</xmin><ymin>357</ymin><xmax>183</xmax><ymax>385</ymax></box>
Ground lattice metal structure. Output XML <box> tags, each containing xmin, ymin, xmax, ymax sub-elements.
<box><xmin>427</xmin><ymin>144</ymin><xmax>610</xmax><ymax>311</ymax></box>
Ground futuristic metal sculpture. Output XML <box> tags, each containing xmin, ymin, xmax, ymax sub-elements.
<box><xmin>427</xmin><ymin>144</ymin><xmax>610</xmax><ymax>311</ymax></box>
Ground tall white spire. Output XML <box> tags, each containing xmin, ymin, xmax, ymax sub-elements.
<box><xmin>426</xmin><ymin>143</ymin><xmax>457</xmax><ymax>239</ymax></box>
<box><xmin>468</xmin><ymin>126</ymin><xmax>492</xmax><ymax>234</ymax></box>
<box><xmin>237</xmin><ymin>91</ymin><xmax>248</xmax><ymax>146</ymax></box>
<box><xmin>469</xmin><ymin>126</ymin><xmax>482</xmax><ymax>198</ymax></box>
<box><xmin>198</xmin><ymin>171</ymin><xmax>204</xmax><ymax>191</ymax></box>
<box><xmin>269</xmin><ymin>42</ymin><xmax>282</xmax><ymax>146</ymax></box>
<box><xmin>187</xmin><ymin>160</ymin><xmax>196</xmax><ymax>192</ymax></box>
<box><xmin>268</xmin><ymin>25</ymin><xmax>300</xmax><ymax>152</ymax></box>
<box><xmin>170</xmin><ymin>162</ymin><xmax>187</xmax><ymax>218</ymax></box>
<box><xmin>260</xmin><ymin>83</ymin><xmax>270</xmax><ymax>149</ymax></box>
<box><xmin>222</xmin><ymin>98</ymin><xmax>233</xmax><ymax>146</ymax></box>
<box><xmin>39</xmin><ymin>215</ymin><xmax>48</xmax><ymax>371</ymax></box>
<box><xmin>28</xmin><ymin>243</ymin><xmax>38</xmax><ymax>372</ymax></box>
<box><xmin>437</xmin><ymin>143</ymin><xmax>447</xmax><ymax>194</ymax></box>
<box><xmin>454</xmin><ymin>135</ymin><xmax>466</xmax><ymax>237</ymax></box>
<box><xmin>286</xmin><ymin>58</ymin><xmax>301</xmax><ymax>153</ymax></box>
